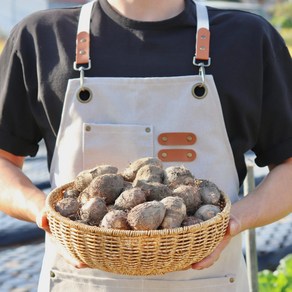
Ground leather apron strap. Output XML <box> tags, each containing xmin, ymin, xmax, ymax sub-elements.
<box><xmin>74</xmin><ymin>0</ymin><xmax>211</xmax><ymax>81</ymax></box>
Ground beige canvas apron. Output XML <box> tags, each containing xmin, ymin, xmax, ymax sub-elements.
<box><xmin>38</xmin><ymin>1</ymin><xmax>249</xmax><ymax>291</ymax></box>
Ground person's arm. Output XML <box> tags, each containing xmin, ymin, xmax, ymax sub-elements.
<box><xmin>191</xmin><ymin>157</ymin><xmax>292</xmax><ymax>269</ymax></box>
<box><xmin>0</xmin><ymin>149</ymin><xmax>88</xmax><ymax>268</ymax></box>
<box><xmin>0</xmin><ymin>149</ymin><xmax>46</xmax><ymax>224</ymax></box>
<box><xmin>232</xmin><ymin>157</ymin><xmax>292</xmax><ymax>229</ymax></box>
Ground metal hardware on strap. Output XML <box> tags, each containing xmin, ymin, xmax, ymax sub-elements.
<box><xmin>74</xmin><ymin>0</ymin><xmax>96</xmax><ymax>66</ymax></box>
<box><xmin>74</xmin><ymin>61</ymin><xmax>92</xmax><ymax>90</ymax></box>
<box><xmin>198</xmin><ymin>66</ymin><xmax>206</xmax><ymax>84</ymax></box>
<box><xmin>193</xmin><ymin>2</ymin><xmax>211</xmax><ymax>85</ymax></box>
<box><xmin>74</xmin><ymin>0</ymin><xmax>96</xmax><ymax>88</ymax></box>
<box><xmin>75</xmin><ymin>31</ymin><xmax>90</xmax><ymax>66</ymax></box>
<box><xmin>194</xmin><ymin>27</ymin><xmax>210</xmax><ymax>63</ymax></box>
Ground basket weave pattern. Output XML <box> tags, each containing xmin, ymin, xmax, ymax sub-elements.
<box><xmin>46</xmin><ymin>182</ymin><xmax>231</xmax><ymax>276</ymax></box>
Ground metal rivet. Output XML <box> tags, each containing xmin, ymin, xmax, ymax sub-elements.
<box><xmin>79</xmin><ymin>49</ymin><xmax>86</xmax><ymax>55</ymax></box>
<box><xmin>186</xmin><ymin>152</ymin><xmax>193</xmax><ymax>158</ymax></box>
<box><xmin>50</xmin><ymin>271</ymin><xmax>56</xmax><ymax>278</ymax></box>
<box><xmin>162</xmin><ymin>136</ymin><xmax>168</xmax><ymax>142</ymax></box>
<box><xmin>145</xmin><ymin>127</ymin><xmax>151</xmax><ymax>133</ymax></box>
<box><xmin>229</xmin><ymin>277</ymin><xmax>235</xmax><ymax>283</ymax></box>
<box><xmin>80</xmin><ymin>38</ymin><xmax>87</xmax><ymax>43</ymax></box>
<box><xmin>85</xmin><ymin>125</ymin><xmax>91</xmax><ymax>132</ymax></box>
<box><xmin>77</xmin><ymin>87</ymin><xmax>92</xmax><ymax>103</ymax></box>
<box><xmin>186</xmin><ymin>136</ymin><xmax>193</xmax><ymax>142</ymax></box>
<box><xmin>161</xmin><ymin>152</ymin><xmax>167</xmax><ymax>158</ymax></box>
<box><xmin>201</xmin><ymin>35</ymin><xmax>207</xmax><ymax>40</ymax></box>
<box><xmin>199</xmin><ymin>46</ymin><xmax>206</xmax><ymax>51</ymax></box>
<box><xmin>192</xmin><ymin>83</ymin><xmax>208</xmax><ymax>99</ymax></box>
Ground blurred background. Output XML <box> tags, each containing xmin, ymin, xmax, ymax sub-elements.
<box><xmin>0</xmin><ymin>0</ymin><xmax>291</xmax><ymax>291</ymax></box>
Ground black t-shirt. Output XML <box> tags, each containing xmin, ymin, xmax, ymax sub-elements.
<box><xmin>0</xmin><ymin>0</ymin><xmax>291</xmax><ymax>185</ymax></box>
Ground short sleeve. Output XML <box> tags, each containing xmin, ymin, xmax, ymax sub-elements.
<box><xmin>253</xmin><ymin>28</ymin><xmax>292</xmax><ymax>166</ymax></box>
<box><xmin>0</xmin><ymin>25</ymin><xmax>42</xmax><ymax>157</ymax></box>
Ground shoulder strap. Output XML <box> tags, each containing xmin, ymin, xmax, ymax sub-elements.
<box><xmin>193</xmin><ymin>1</ymin><xmax>211</xmax><ymax>64</ymax></box>
<box><xmin>74</xmin><ymin>0</ymin><xmax>96</xmax><ymax>67</ymax></box>
<box><xmin>74</xmin><ymin>1</ymin><xmax>211</xmax><ymax>67</ymax></box>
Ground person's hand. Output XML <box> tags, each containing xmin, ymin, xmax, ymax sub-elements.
<box><xmin>36</xmin><ymin>207</ymin><xmax>51</xmax><ymax>233</ymax></box>
<box><xmin>36</xmin><ymin>207</ymin><xmax>88</xmax><ymax>269</ymax></box>
<box><xmin>191</xmin><ymin>215</ymin><xmax>241</xmax><ymax>270</ymax></box>
<box><xmin>183</xmin><ymin>215</ymin><xmax>242</xmax><ymax>270</ymax></box>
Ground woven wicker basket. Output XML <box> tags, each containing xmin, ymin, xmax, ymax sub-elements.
<box><xmin>46</xmin><ymin>182</ymin><xmax>231</xmax><ymax>276</ymax></box>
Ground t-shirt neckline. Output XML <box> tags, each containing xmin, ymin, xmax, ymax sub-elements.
<box><xmin>98</xmin><ymin>0</ymin><xmax>196</xmax><ymax>30</ymax></box>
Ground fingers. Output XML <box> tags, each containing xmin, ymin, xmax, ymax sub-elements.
<box><xmin>191</xmin><ymin>235</ymin><xmax>231</xmax><ymax>270</ymax></box>
<box><xmin>55</xmin><ymin>241</ymin><xmax>88</xmax><ymax>269</ymax></box>
<box><xmin>75</xmin><ymin>262</ymin><xmax>89</xmax><ymax>269</ymax></box>
<box><xmin>36</xmin><ymin>208</ymin><xmax>51</xmax><ymax>233</ymax></box>
<box><xmin>191</xmin><ymin>215</ymin><xmax>242</xmax><ymax>270</ymax></box>
<box><xmin>37</xmin><ymin>208</ymin><xmax>88</xmax><ymax>269</ymax></box>
<box><xmin>63</xmin><ymin>254</ymin><xmax>89</xmax><ymax>269</ymax></box>
<box><xmin>228</xmin><ymin>214</ymin><xmax>242</xmax><ymax>236</ymax></box>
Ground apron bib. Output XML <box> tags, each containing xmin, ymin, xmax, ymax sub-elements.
<box><xmin>39</xmin><ymin>1</ymin><xmax>249</xmax><ymax>291</ymax></box>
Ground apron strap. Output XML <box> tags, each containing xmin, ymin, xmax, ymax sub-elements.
<box><xmin>74</xmin><ymin>0</ymin><xmax>211</xmax><ymax>69</ymax></box>
<box><xmin>193</xmin><ymin>1</ymin><xmax>211</xmax><ymax>65</ymax></box>
<box><xmin>74</xmin><ymin>0</ymin><xmax>96</xmax><ymax>68</ymax></box>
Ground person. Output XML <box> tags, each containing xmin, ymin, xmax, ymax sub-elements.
<box><xmin>0</xmin><ymin>0</ymin><xmax>291</xmax><ymax>291</ymax></box>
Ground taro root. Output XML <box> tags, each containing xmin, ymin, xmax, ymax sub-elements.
<box><xmin>74</xmin><ymin>219</ymin><xmax>88</xmax><ymax>224</ymax></box>
<box><xmin>181</xmin><ymin>216</ymin><xmax>203</xmax><ymax>227</ymax></box>
<box><xmin>55</xmin><ymin>197</ymin><xmax>80</xmax><ymax>220</ymax></box>
<box><xmin>78</xmin><ymin>190</ymin><xmax>92</xmax><ymax>205</ymax></box>
<box><xmin>114</xmin><ymin>187</ymin><xmax>146</xmax><ymax>211</ymax></box>
<box><xmin>196</xmin><ymin>179</ymin><xmax>221</xmax><ymax>205</ymax></box>
<box><xmin>133</xmin><ymin>164</ymin><xmax>164</xmax><ymax>184</ymax></box>
<box><xmin>133</xmin><ymin>180</ymin><xmax>173</xmax><ymax>201</ymax></box>
<box><xmin>100</xmin><ymin>210</ymin><xmax>131</xmax><ymax>230</ymax></box>
<box><xmin>127</xmin><ymin>201</ymin><xmax>166</xmax><ymax>230</ymax></box>
<box><xmin>107</xmin><ymin>204</ymin><xmax>118</xmax><ymax>212</ymax></box>
<box><xmin>63</xmin><ymin>188</ymin><xmax>80</xmax><ymax>199</ymax></box>
<box><xmin>58</xmin><ymin>159</ymin><xmax>226</xmax><ymax>230</ymax></box>
<box><xmin>195</xmin><ymin>204</ymin><xmax>221</xmax><ymax>221</ymax></box>
<box><xmin>74</xmin><ymin>170</ymin><xmax>92</xmax><ymax>192</ymax></box>
<box><xmin>163</xmin><ymin>166</ymin><xmax>194</xmax><ymax>189</ymax></box>
<box><xmin>160</xmin><ymin>196</ymin><xmax>186</xmax><ymax>229</ymax></box>
<box><xmin>122</xmin><ymin>157</ymin><xmax>163</xmax><ymax>182</ymax></box>
<box><xmin>123</xmin><ymin>180</ymin><xmax>133</xmax><ymax>191</ymax></box>
<box><xmin>90</xmin><ymin>165</ymin><xmax>118</xmax><ymax>177</ymax></box>
<box><xmin>82</xmin><ymin>173</ymin><xmax>124</xmax><ymax>205</ymax></box>
<box><xmin>79</xmin><ymin>197</ymin><xmax>108</xmax><ymax>226</ymax></box>
<box><xmin>74</xmin><ymin>165</ymin><xmax>118</xmax><ymax>192</ymax></box>
<box><xmin>172</xmin><ymin>185</ymin><xmax>201</xmax><ymax>214</ymax></box>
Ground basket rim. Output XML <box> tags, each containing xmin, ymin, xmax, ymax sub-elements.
<box><xmin>46</xmin><ymin>181</ymin><xmax>231</xmax><ymax>237</ymax></box>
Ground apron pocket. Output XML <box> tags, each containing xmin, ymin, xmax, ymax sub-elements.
<box><xmin>83</xmin><ymin>123</ymin><xmax>154</xmax><ymax>171</ymax></box>
<box><xmin>50</xmin><ymin>269</ymin><xmax>237</xmax><ymax>292</ymax></box>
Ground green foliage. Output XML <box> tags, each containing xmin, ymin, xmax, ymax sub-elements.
<box><xmin>280</xmin><ymin>28</ymin><xmax>292</xmax><ymax>48</ymax></box>
<box><xmin>270</xmin><ymin>2</ymin><xmax>292</xmax><ymax>28</ymax></box>
<box><xmin>258</xmin><ymin>254</ymin><xmax>292</xmax><ymax>292</ymax></box>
